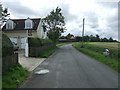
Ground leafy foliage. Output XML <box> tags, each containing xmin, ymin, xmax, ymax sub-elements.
<box><xmin>39</xmin><ymin>46</ymin><xmax>57</xmax><ymax>58</ymax></box>
<box><xmin>41</xmin><ymin>39</ymin><xmax>53</xmax><ymax>45</ymax></box>
<box><xmin>0</xmin><ymin>3</ymin><xmax>10</xmax><ymax>22</ymax></box>
<box><xmin>43</xmin><ymin>7</ymin><xmax>66</xmax><ymax>42</ymax></box>
<box><xmin>28</xmin><ymin>37</ymin><xmax>54</xmax><ymax>47</ymax></box>
<box><xmin>66</xmin><ymin>33</ymin><xmax>73</xmax><ymax>40</ymax></box>
<box><xmin>2</xmin><ymin>64</ymin><xmax>30</xmax><ymax>88</ymax></box>
<box><xmin>74</xmin><ymin>34</ymin><xmax>117</xmax><ymax>42</ymax></box>
<box><xmin>2</xmin><ymin>33</ymin><xmax>14</xmax><ymax>57</ymax></box>
<box><xmin>28</xmin><ymin>37</ymin><xmax>42</xmax><ymax>47</ymax></box>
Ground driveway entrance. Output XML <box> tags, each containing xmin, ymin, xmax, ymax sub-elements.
<box><xmin>18</xmin><ymin>50</ymin><xmax>46</xmax><ymax>71</ymax></box>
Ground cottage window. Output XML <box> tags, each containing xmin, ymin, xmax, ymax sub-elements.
<box><xmin>6</xmin><ymin>19</ymin><xmax>14</xmax><ymax>29</ymax></box>
<box><xmin>25</xmin><ymin>18</ymin><xmax>33</xmax><ymax>29</ymax></box>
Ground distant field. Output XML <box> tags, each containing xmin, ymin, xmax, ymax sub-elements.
<box><xmin>87</xmin><ymin>42</ymin><xmax>119</xmax><ymax>50</ymax></box>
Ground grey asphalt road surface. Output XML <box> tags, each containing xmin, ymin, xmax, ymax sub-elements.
<box><xmin>20</xmin><ymin>44</ymin><xmax>118</xmax><ymax>88</ymax></box>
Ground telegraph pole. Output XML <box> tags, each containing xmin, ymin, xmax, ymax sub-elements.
<box><xmin>81</xmin><ymin>18</ymin><xmax>85</xmax><ymax>48</ymax></box>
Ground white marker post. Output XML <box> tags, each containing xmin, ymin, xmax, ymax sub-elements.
<box><xmin>25</xmin><ymin>30</ymin><xmax>29</xmax><ymax>57</ymax></box>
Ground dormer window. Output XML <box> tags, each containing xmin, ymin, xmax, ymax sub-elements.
<box><xmin>6</xmin><ymin>19</ymin><xmax>14</xmax><ymax>29</ymax></box>
<box><xmin>25</xmin><ymin>18</ymin><xmax>33</xmax><ymax>29</ymax></box>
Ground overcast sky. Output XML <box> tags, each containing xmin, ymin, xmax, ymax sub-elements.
<box><xmin>1</xmin><ymin>0</ymin><xmax>119</xmax><ymax>40</ymax></box>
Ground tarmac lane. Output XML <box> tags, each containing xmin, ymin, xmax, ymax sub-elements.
<box><xmin>20</xmin><ymin>44</ymin><xmax>118</xmax><ymax>88</ymax></box>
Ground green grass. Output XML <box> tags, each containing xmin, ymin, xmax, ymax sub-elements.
<box><xmin>2</xmin><ymin>64</ymin><xmax>30</xmax><ymax>89</ymax></box>
<box><xmin>88</xmin><ymin>42</ymin><xmax>119</xmax><ymax>50</ymax></box>
<box><xmin>39</xmin><ymin>46</ymin><xmax>58</xmax><ymax>58</ymax></box>
<box><xmin>73</xmin><ymin>42</ymin><xmax>119</xmax><ymax>72</ymax></box>
<box><xmin>56</xmin><ymin>42</ymin><xmax>74</xmax><ymax>47</ymax></box>
<box><xmin>39</xmin><ymin>42</ymin><xmax>74</xmax><ymax>58</ymax></box>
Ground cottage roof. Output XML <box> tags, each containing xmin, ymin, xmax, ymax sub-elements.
<box><xmin>2</xmin><ymin>18</ymin><xmax>41</xmax><ymax>31</ymax></box>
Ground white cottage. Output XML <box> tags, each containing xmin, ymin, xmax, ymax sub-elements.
<box><xmin>2</xmin><ymin>18</ymin><xmax>47</xmax><ymax>49</ymax></box>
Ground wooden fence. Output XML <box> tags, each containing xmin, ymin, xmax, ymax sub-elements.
<box><xmin>2</xmin><ymin>53</ymin><xmax>18</xmax><ymax>73</ymax></box>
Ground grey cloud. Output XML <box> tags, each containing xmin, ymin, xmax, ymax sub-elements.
<box><xmin>84</xmin><ymin>12</ymin><xmax>98</xmax><ymax>22</ymax></box>
<box><xmin>106</xmin><ymin>13</ymin><xmax>118</xmax><ymax>32</ymax></box>
<box><xmin>84</xmin><ymin>30</ymin><xmax>97</xmax><ymax>36</ymax></box>
<box><xmin>90</xmin><ymin>24</ymin><xmax>99</xmax><ymax>28</ymax></box>
<box><xmin>60</xmin><ymin>3</ymin><xmax>78</xmax><ymax>22</ymax></box>
<box><xmin>107</xmin><ymin>21</ymin><xmax>118</xmax><ymax>29</ymax></box>
<box><xmin>98</xmin><ymin>2</ymin><xmax>118</xmax><ymax>8</ymax></box>
<box><xmin>82</xmin><ymin>12</ymin><xmax>99</xmax><ymax>29</ymax></box>
<box><xmin>2</xmin><ymin>1</ymin><xmax>40</xmax><ymax>18</ymax></box>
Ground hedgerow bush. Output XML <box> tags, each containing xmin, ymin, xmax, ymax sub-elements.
<box><xmin>2</xmin><ymin>33</ymin><xmax>14</xmax><ymax>57</ymax></box>
<box><xmin>28</xmin><ymin>37</ymin><xmax>54</xmax><ymax>47</ymax></box>
<box><xmin>28</xmin><ymin>37</ymin><xmax>42</xmax><ymax>47</ymax></box>
<box><xmin>28</xmin><ymin>37</ymin><xmax>56</xmax><ymax>57</ymax></box>
<box><xmin>41</xmin><ymin>39</ymin><xmax>53</xmax><ymax>45</ymax></box>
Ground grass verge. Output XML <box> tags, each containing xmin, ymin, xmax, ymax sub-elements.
<box><xmin>39</xmin><ymin>46</ymin><xmax>58</xmax><ymax>58</ymax></box>
<box><xmin>56</xmin><ymin>42</ymin><xmax>74</xmax><ymax>47</ymax></box>
<box><xmin>2</xmin><ymin>64</ymin><xmax>30</xmax><ymax>89</ymax></box>
<box><xmin>73</xmin><ymin>42</ymin><xmax>119</xmax><ymax>72</ymax></box>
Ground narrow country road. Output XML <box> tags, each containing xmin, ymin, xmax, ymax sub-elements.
<box><xmin>20</xmin><ymin>44</ymin><xmax>118</xmax><ymax>88</ymax></box>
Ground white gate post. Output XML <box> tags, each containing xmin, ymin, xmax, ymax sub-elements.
<box><xmin>25</xmin><ymin>30</ymin><xmax>29</xmax><ymax>57</ymax></box>
<box><xmin>25</xmin><ymin>42</ymin><xmax>29</xmax><ymax>57</ymax></box>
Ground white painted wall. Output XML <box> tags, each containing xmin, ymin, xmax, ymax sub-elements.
<box><xmin>21</xmin><ymin>38</ymin><xmax>27</xmax><ymax>49</ymax></box>
<box><xmin>10</xmin><ymin>38</ymin><xmax>17</xmax><ymax>44</ymax></box>
<box><xmin>25</xmin><ymin>43</ymin><xmax>29</xmax><ymax>57</ymax></box>
<box><xmin>37</xmin><ymin>20</ymin><xmax>44</xmax><ymax>39</ymax></box>
<box><xmin>43</xmin><ymin>31</ymin><xmax>48</xmax><ymax>39</ymax></box>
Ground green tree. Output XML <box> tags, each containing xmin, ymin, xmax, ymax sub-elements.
<box><xmin>89</xmin><ymin>35</ymin><xmax>94</xmax><ymax>42</ymax></box>
<box><xmin>43</xmin><ymin>7</ymin><xmax>66</xmax><ymax>43</ymax></box>
<box><xmin>101</xmin><ymin>37</ymin><xmax>108</xmax><ymax>42</ymax></box>
<box><xmin>83</xmin><ymin>35</ymin><xmax>89</xmax><ymax>42</ymax></box>
<box><xmin>75</xmin><ymin>36</ymin><xmax>82</xmax><ymax>42</ymax></box>
<box><xmin>66</xmin><ymin>33</ymin><xmax>72</xmax><ymax>40</ymax></box>
<box><xmin>59</xmin><ymin>36</ymin><xmax>67</xmax><ymax>39</ymax></box>
<box><xmin>109</xmin><ymin>37</ymin><xmax>114</xmax><ymax>42</ymax></box>
<box><xmin>96</xmin><ymin>34</ymin><xmax>100</xmax><ymax>42</ymax></box>
<box><xmin>0</xmin><ymin>3</ymin><xmax>10</xmax><ymax>22</ymax></box>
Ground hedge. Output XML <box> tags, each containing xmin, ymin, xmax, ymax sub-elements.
<box><xmin>28</xmin><ymin>37</ymin><xmax>54</xmax><ymax>47</ymax></box>
<box><xmin>28</xmin><ymin>37</ymin><xmax>42</xmax><ymax>47</ymax></box>
<box><xmin>28</xmin><ymin>37</ymin><xmax>55</xmax><ymax>57</ymax></box>
<box><xmin>2</xmin><ymin>33</ymin><xmax>14</xmax><ymax>57</ymax></box>
<box><xmin>41</xmin><ymin>39</ymin><xmax>53</xmax><ymax>45</ymax></box>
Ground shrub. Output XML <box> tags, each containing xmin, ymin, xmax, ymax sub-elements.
<box><xmin>2</xmin><ymin>33</ymin><xmax>14</xmax><ymax>57</ymax></box>
<box><xmin>28</xmin><ymin>37</ymin><xmax>56</xmax><ymax>57</ymax></box>
<box><xmin>28</xmin><ymin>37</ymin><xmax>42</xmax><ymax>47</ymax></box>
<box><xmin>41</xmin><ymin>39</ymin><xmax>53</xmax><ymax>45</ymax></box>
<box><xmin>28</xmin><ymin>37</ymin><xmax>54</xmax><ymax>47</ymax></box>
